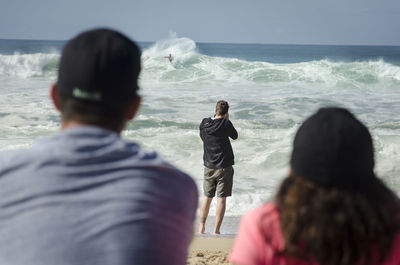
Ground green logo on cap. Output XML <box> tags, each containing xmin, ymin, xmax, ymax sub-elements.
<box><xmin>72</xmin><ymin>87</ymin><xmax>102</xmax><ymax>101</ymax></box>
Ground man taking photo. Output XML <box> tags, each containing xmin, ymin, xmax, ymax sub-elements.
<box><xmin>198</xmin><ymin>100</ymin><xmax>238</xmax><ymax>234</ymax></box>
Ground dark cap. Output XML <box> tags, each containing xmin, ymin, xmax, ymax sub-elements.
<box><xmin>290</xmin><ymin>107</ymin><xmax>376</xmax><ymax>190</ymax></box>
<box><xmin>57</xmin><ymin>28</ymin><xmax>141</xmax><ymax>104</ymax></box>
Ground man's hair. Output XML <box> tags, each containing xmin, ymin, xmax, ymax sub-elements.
<box><xmin>215</xmin><ymin>100</ymin><xmax>229</xmax><ymax>116</ymax></box>
<box><xmin>56</xmin><ymin>90</ymin><xmax>132</xmax><ymax>132</ymax></box>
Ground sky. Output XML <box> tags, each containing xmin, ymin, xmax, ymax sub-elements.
<box><xmin>0</xmin><ymin>0</ymin><xmax>399</xmax><ymax>45</ymax></box>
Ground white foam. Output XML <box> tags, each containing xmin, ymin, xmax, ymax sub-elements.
<box><xmin>0</xmin><ymin>53</ymin><xmax>59</xmax><ymax>78</ymax></box>
<box><xmin>140</xmin><ymin>37</ymin><xmax>400</xmax><ymax>89</ymax></box>
<box><xmin>1</xmin><ymin>39</ymin><xmax>400</xmax><ymax>217</ymax></box>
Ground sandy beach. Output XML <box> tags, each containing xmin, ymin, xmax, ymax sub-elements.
<box><xmin>188</xmin><ymin>236</ymin><xmax>234</xmax><ymax>265</ymax></box>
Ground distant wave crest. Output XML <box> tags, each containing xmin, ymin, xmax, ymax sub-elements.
<box><xmin>1</xmin><ymin>38</ymin><xmax>400</xmax><ymax>89</ymax></box>
<box><xmin>0</xmin><ymin>53</ymin><xmax>59</xmax><ymax>78</ymax></box>
<box><xmin>141</xmin><ymin>36</ymin><xmax>400</xmax><ymax>88</ymax></box>
<box><xmin>142</xmin><ymin>35</ymin><xmax>198</xmax><ymax>67</ymax></box>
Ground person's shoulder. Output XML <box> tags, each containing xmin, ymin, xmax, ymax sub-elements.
<box><xmin>157</xmin><ymin>160</ymin><xmax>197</xmax><ymax>189</ymax></box>
<box><xmin>140</xmin><ymin>157</ymin><xmax>199</xmax><ymax>205</ymax></box>
<box><xmin>199</xmin><ymin>117</ymin><xmax>212</xmax><ymax>128</ymax></box>
<box><xmin>0</xmin><ymin>148</ymin><xmax>27</xmax><ymax>163</ymax></box>
<box><xmin>240</xmin><ymin>203</ymin><xmax>280</xmax><ymax>236</ymax></box>
<box><xmin>0</xmin><ymin>131</ymin><xmax>77</xmax><ymax>173</ymax></box>
<box><xmin>127</xmin><ymin>145</ymin><xmax>197</xmax><ymax>189</ymax></box>
<box><xmin>244</xmin><ymin>202</ymin><xmax>279</xmax><ymax>222</ymax></box>
<box><xmin>200</xmin><ymin>117</ymin><xmax>212</xmax><ymax>124</ymax></box>
<box><xmin>242</xmin><ymin>203</ymin><xmax>284</xmax><ymax>250</ymax></box>
<box><xmin>0</xmin><ymin>147</ymin><xmax>37</xmax><ymax>175</ymax></box>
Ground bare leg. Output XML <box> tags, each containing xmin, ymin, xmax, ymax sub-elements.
<box><xmin>214</xmin><ymin>197</ymin><xmax>226</xmax><ymax>234</ymax></box>
<box><xmin>198</xmin><ymin>196</ymin><xmax>213</xmax><ymax>234</ymax></box>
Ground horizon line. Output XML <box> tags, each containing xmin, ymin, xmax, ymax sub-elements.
<box><xmin>0</xmin><ymin>37</ymin><xmax>399</xmax><ymax>47</ymax></box>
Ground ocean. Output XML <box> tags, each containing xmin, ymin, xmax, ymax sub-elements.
<box><xmin>1</xmin><ymin>36</ymin><xmax>400</xmax><ymax>234</ymax></box>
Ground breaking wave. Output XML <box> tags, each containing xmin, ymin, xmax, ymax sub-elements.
<box><xmin>1</xmin><ymin>37</ymin><xmax>399</xmax><ymax>90</ymax></box>
<box><xmin>0</xmin><ymin>53</ymin><xmax>59</xmax><ymax>78</ymax></box>
<box><xmin>141</xmin><ymin>37</ymin><xmax>400</xmax><ymax>88</ymax></box>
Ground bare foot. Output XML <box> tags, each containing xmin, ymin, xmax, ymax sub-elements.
<box><xmin>213</xmin><ymin>231</ymin><xmax>220</xmax><ymax>235</ymax></box>
<box><xmin>198</xmin><ymin>223</ymin><xmax>205</xmax><ymax>234</ymax></box>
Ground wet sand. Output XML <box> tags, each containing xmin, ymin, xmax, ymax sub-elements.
<box><xmin>188</xmin><ymin>236</ymin><xmax>234</xmax><ymax>265</ymax></box>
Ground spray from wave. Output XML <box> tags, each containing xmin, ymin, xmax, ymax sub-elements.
<box><xmin>140</xmin><ymin>35</ymin><xmax>400</xmax><ymax>89</ymax></box>
<box><xmin>142</xmin><ymin>32</ymin><xmax>198</xmax><ymax>63</ymax></box>
<box><xmin>1</xmin><ymin>36</ymin><xmax>399</xmax><ymax>90</ymax></box>
<box><xmin>0</xmin><ymin>53</ymin><xmax>59</xmax><ymax>78</ymax></box>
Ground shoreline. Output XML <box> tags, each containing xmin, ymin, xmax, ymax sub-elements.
<box><xmin>187</xmin><ymin>215</ymin><xmax>239</xmax><ymax>264</ymax></box>
<box><xmin>188</xmin><ymin>236</ymin><xmax>234</xmax><ymax>265</ymax></box>
<box><xmin>194</xmin><ymin>215</ymin><xmax>241</xmax><ymax>236</ymax></box>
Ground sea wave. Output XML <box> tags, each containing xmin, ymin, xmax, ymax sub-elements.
<box><xmin>142</xmin><ymin>38</ymin><xmax>400</xmax><ymax>87</ymax></box>
<box><xmin>141</xmin><ymin>37</ymin><xmax>400</xmax><ymax>88</ymax></box>
<box><xmin>1</xmin><ymin>38</ymin><xmax>400</xmax><ymax>89</ymax></box>
<box><xmin>0</xmin><ymin>53</ymin><xmax>59</xmax><ymax>78</ymax></box>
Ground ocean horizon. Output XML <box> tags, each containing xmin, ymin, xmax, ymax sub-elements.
<box><xmin>1</xmin><ymin>36</ymin><xmax>399</xmax><ymax>234</ymax></box>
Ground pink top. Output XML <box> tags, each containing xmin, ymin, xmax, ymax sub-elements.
<box><xmin>229</xmin><ymin>203</ymin><xmax>400</xmax><ymax>265</ymax></box>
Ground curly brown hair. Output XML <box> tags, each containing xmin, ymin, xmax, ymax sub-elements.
<box><xmin>275</xmin><ymin>174</ymin><xmax>400</xmax><ymax>265</ymax></box>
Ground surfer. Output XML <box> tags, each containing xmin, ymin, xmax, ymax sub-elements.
<box><xmin>165</xmin><ymin>53</ymin><xmax>173</xmax><ymax>62</ymax></box>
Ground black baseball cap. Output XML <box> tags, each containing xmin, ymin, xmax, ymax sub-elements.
<box><xmin>57</xmin><ymin>28</ymin><xmax>141</xmax><ymax>104</ymax></box>
<box><xmin>290</xmin><ymin>107</ymin><xmax>376</xmax><ymax>191</ymax></box>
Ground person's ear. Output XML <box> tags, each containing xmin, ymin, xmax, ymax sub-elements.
<box><xmin>127</xmin><ymin>96</ymin><xmax>141</xmax><ymax>121</ymax></box>
<box><xmin>50</xmin><ymin>84</ymin><xmax>61</xmax><ymax>112</ymax></box>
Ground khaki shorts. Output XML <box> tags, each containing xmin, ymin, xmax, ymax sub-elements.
<box><xmin>203</xmin><ymin>166</ymin><xmax>234</xmax><ymax>197</ymax></box>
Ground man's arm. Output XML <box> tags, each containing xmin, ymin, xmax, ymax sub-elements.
<box><xmin>229</xmin><ymin>123</ymin><xmax>238</xmax><ymax>140</ymax></box>
<box><xmin>225</xmin><ymin>114</ymin><xmax>238</xmax><ymax>140</ymax></box>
